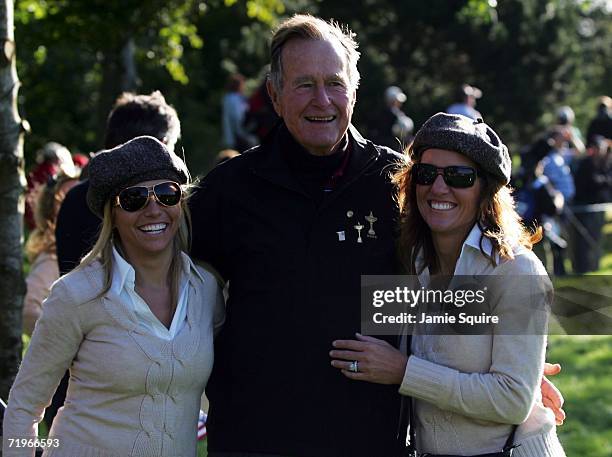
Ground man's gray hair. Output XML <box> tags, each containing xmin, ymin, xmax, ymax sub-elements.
<box><xmin>269</xmin><ymin>14</ymin><xmax>360</xmax><ymax>92</ymax></box>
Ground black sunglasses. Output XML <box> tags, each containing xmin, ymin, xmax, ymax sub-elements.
<box><xmin>115</xmin><ymin>181</ymin><xmax>182</xmax><ymax>212</ymax></box>
<box><xmin>412</xmin><ymin>163</ymin><xmax>479</xmax><ymax>188</ymax></box>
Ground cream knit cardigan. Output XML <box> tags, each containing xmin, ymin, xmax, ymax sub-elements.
<box><xmin>3</xmin><ymin>259</ymin><xmax>224</xmax><ymax>457</ymax></box>
<box><xmin>400</xmin><ymin>225</ymin><xmax>565</xmax><ymax>456</ymax></box>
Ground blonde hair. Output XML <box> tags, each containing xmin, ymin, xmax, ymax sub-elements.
<box><xmin>77</xmin><ymin>183</ymin><xmax>194</xmax><ymax>311</ymax></box>
<box><xmin>393</xmin><ymin>153</ymin><xmax>541</xmax><ymax>274</ymax></box>
<box><xmin>25</xmin><ymin>174</ymin><xmax>77</xmax><ymax>263</ymax></box>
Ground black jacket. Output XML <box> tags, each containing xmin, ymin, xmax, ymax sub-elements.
<box><xmin>55</xmin><ymin>180</ymin><xmax>101</xmax><ymax>275</ymax></box>
<box><xmin>190</xmin><ymin>124</ymin><xmax>405</xmax><ymax>456</ymax></box>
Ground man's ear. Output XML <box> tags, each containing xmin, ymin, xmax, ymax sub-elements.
<box><xmin>266</xmin><ymin>79</ymin><xmax>282</xmax><ymax>117</ymax></box>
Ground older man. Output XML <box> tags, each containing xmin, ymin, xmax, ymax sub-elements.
<box><xmin>191</xmin><ymin>14</ymin><xmax>402</xmax><ymax>457</ymax></box>
<box><xmin>191</xmin><ymin>14</ymin><xmax>563</xmax><ymax>457</ymax></box>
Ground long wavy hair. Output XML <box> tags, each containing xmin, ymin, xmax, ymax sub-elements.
<box><xmin>25</xmin><ymin>174</ymin><xmax>77</xmax><ymax>263</ymax></box>
<box><xmin>393</xmin><ymin>152</ymin><xmax>541</xmax><ymax>274</ymax></box>
<box><xmin>77</xmin><ymin>182</ymin><xmax>195</xmax><ymax>311</ymax></box>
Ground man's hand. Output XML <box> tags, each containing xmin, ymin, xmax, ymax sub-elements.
<box><xmin>542</xmin><ymin>363</ymin><xmax>566</xmax><ymax>425</ymax></box>
<box><xmin>330</xmin><ymin>333</ymin><xmax>407</xmax><ymax>385</ymax></box>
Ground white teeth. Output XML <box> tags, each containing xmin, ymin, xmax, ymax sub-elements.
<box><xmin>140</xmin><ymin>223</ymin><xmax>168</xmax><ymax>233</ymax></box>
<box><xmin>306</xmin><ymin>116</ymin><xmax>334</xmax><ymax>122</ymax></box>
<box><xmin>430</xmin><ymin>201</ymin><xmax>456</xmax><ymax>210</ymax></box>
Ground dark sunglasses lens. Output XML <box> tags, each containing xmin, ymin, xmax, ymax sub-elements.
<box><xmin>153</xmin><ymin>182</ymin><xmax>182</xmax><ymax>207</ymax></box>
<box><xmin>413</xmin><ymin>164</ymin><xmax>437</xmax><ymax>185</ymax></box>
<box><xmin>445</xmin><ymin>166</ymin><xmax>476</xmax><ymax>188</ymax></box>
<box><xmin>118</xmin><ymin>187</ymin><xmax>148</xmax><ymax>212</ymax></box>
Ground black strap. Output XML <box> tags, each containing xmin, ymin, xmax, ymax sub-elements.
<box><xmin>396</xmin><ymin>332</ymin><xmax>415</xmax><ymax>457</ymax></box>
<box><xmin>412</xmin><ymin>424</ymin><xmax>519</xmax><ymax>457</ymax></box>
<box><xmin>502</xmin><ymin>424</ymin><xmax>519</xmax><ymax>452</ymax></box>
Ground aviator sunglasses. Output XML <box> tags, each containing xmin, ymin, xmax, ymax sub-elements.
<box><xmin>115</xmin><ymin>181</ymin><xmax>182</xmax><ymax>212</ymax></box>
<box><xmin>412</xmin><ymin>163</ymin><xmax>479</xmax><ymax>188</ymax></box>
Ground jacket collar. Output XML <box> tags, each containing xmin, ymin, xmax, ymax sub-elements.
<box><xmin>251</xmin><ymin>122</ymin><xmax>378</xmax><ymax>195</ymax></box>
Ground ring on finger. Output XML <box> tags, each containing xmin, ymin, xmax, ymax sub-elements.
<box><xmin>349</xmin><ymin>360</ymin><xmax>359</xmax><ymax>373</ymax></box>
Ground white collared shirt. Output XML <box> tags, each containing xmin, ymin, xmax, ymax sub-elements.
<box><xmin>416</xmin><ymin>223</ymin><xmax>504</xmax><ymax>286</ymax></box>
<box><xmin>111</xmin><ymin>246</ymin><xmax>203</xmax><ymax>340</ymax></box>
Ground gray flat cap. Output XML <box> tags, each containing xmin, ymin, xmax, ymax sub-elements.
<box><xmin>87</xmin><ymin>135</ymin><xmax>189</xmax><ymax>218</ymax></box>
<box><xmin>412</xmin><ymin>112</ymin><xmax>511</xmax><ymax>184</ymax></box>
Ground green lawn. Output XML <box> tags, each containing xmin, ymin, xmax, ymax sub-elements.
<box><xmin>548</xmin><ymin>335</ymin><xmax>612</xmax><ymax>457</ymax></box>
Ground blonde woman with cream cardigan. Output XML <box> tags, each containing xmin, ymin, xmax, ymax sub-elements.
<box><xmin>3</xmin><ymin>136</ymin><xmax>224</xmax><ymax>457</ymax></box>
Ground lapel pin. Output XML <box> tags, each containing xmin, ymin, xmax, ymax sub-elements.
<box><xmin>354</xmin><ymin>222</ymin><xmax>364</xmax><ymax>243</ymax></box>
<box><xmin>365</xmin><ymin>211</ymin><xmax>378</xmax><ymax>238</ymax></box>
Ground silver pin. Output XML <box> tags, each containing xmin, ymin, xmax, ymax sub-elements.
<box><xmin>346</xmin><ymin>210</ymin><xmax>354</xmax><ymax>218</ymax></box>
<box><xmin>354</xmin><ymin>222</ymin><xmax>364</xmax><ymax>243</ymax></box>
<box><xmin>337</xmin><ymin>231</ymin><xmax>346</xmax><ymax>242</ymax></box>
<box><xmin>365</xmin><ymin>211</ymin><xmax>378</xmax><ymax>238</ymax></box>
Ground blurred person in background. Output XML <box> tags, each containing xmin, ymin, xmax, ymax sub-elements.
<box><xmin>540</xmin><ymin>129</ymin><xmax>575</xmax><ymax>275</ymax></box>
<box><xmin>23</xmin><ymin>174</ymin><xmax>78</xmax><ymax>336</ymax></box>
<box><xmin>571</xmin><ymin>135</ymin><xmax>611</xmax><ymax>273</ymax></box>
<box><xmin>553</xmin><ymin>106</ymin><xmax>585</xmax><ymax>164</ymax></box>
<box><xmin>25</xmin><ymin>142</ymin><xmax>76</xmax><ymax>230</ymax></box>
<box><xmin>447</xmin><ymin>83</ymin><xmax>483</xmax><ymax>120</ymax></box>
<box><xmin>372</xmin><ymin>85</ymin><xmax>414</xmax><ymax>152</ymax></box>
<box><xmin>586</xmin><ymin>96</ymin><xmax>612</xmax><ymax>143</ymax></box>
<box><xmin>70</xmin><ymin>152</ymin><xmax>90</xmax><ymax>176</ymax></box>
<box><xmin>221</xmin><ymin>73</ymin><xmax>257</xmax><ymax>152</ymax></box>
<box><xmin>244</xmin><ymin>76</ymin><xmax>279</xmax><ymax>143</ymax></box>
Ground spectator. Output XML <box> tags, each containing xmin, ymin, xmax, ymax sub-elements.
<box><xmin>541</xmin><ymin>129</ymin><xmax>576</xmax><ymax>275</ymax></box>
<box><xmin>541</xmin><ymin>129</ymin><xmax>576</xmax><ymax>202</ymax></box>
<box><xmin>372</xmin><ymin>85</ymin><xmax>414</xmax><ymax>152</ymax></box>
<box><xmin>244</xmin><ymin>77</ymin><xmax>279</xmax><ymax>142</ymax></box>
<box><xmin>447</xmin><ymin>83</ymin><xmax>483</xmax><ymax>120</ymax></box>
<box><xmin>23</xmin><ymin>174</ymin><xmax>78</xmax><ymax>336</ymax></box>
<box><xmin>221</xmin><ymin>73</ymin><xmax>256</xmax><ymax>151</ymax></box>
<box><xmin>25</xmin><ymin>142</ymin><xmax>76</xmax><ymax>230</ymax></box>
<box><xmin>586</xmin><ymin>95</ymin><xmax>612</xmax><ymax>143</ymax></box>
<box><xmin>572</xmin><ymin>135</ymin><xmax>612</xmax><ymax>272</ymax></box>
<box><xmin>554</xmin><ymin>105</ymin><xmax>585</xmax><ymax>163</ymax></box>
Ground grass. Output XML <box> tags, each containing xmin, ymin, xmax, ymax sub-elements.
<box><xmin>197</xmin><ymin>438</ymin><xmax>207</xmax><ymax>456</ymax></box>
<box><xmin>548</xmin><ymin>336</ymin><xmax>612</xmax><ymax>457</ymax></box>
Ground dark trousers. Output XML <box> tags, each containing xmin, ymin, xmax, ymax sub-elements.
<box><xmin>43</xmin><ymin>371</ymin><xmax>69</xmax><ymax>429</ymax></box>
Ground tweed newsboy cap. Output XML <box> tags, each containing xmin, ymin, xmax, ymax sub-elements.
<box><xmin>86</xmin><ymin>135</ymin><xmax>189</xmax><ymax>218</ymax></box>
<box><xmin>412</xmin><ymin>112</ymin><xmax>511</xmax><ymax>184</ymax></box>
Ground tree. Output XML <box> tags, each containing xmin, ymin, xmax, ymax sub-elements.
<box><xmin>0</xmin><ymin>0</ymin><xmax>27</xmax><ymax>400</ymax></box>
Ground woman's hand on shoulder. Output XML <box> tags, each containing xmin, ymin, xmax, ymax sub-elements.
<box><xmin>330</xmin><ymin>333</ymin><xmax>407</xmax><ymax>385</ymax></box>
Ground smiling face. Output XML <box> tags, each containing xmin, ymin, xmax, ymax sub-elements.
<box><xmin>416</xmin><ymin>148</ymin><xmax>482</xmax><ymax>246</ymax></box>
<box><xmin>112</xmin><ymin>179</ymin><xmax>181</xmax><ymax>261</ymax></box>
<box><xmin>267</xmin><ymin>38</ymin><xmax>356</xmax><ymax>156</ymax></box>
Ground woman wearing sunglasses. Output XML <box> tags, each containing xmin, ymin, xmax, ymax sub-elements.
<box><xmin>3</xmin><ymin>136</ymin><xmax>224</xmax><ymax>457</ymax></box>
<box><xmin>330</xmin><ymin>114</ymin><xmax>565</xmax><ymax>456</ymax></box>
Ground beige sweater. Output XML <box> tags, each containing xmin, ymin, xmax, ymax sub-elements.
<box><xmin>3</xmin><ymin>259</ymin><xmax>224</xmax><ymax>457</ymax></box>
<box><xmin>400</xmin><ymin>225</ymin><xmax>565</xmax><ymax>456</ymax></box>
<box><xmin>23</xmin><ymin>251</ymin><xmax>59</xmax><ymax>336</ymax></box>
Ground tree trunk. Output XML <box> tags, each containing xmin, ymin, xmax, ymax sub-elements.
<box><xmin>120</xmin><ymin>37</ymin><xmax>140</xmax><ymax>92</ymax></box>
<box><xmin>96</xmin><ymin>49</ymin><xmax>121</xmax><ymax>146</ymax></box>
<box><xmin>0</xmin><ymin>0</ymin><xmax>26</xmax><ymax>401</ymax></box>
